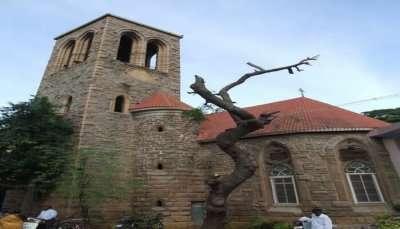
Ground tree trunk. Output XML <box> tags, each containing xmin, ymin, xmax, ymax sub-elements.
<box><xmin>190</xmin><ymin>56</ymin><xmax>317</xmax><ymax>228</ymax></box>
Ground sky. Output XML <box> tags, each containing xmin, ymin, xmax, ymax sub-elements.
<box><xmin>1</xmin><ymin>0</ymin><xmax>399</xmax><ymax>113</ymax></box>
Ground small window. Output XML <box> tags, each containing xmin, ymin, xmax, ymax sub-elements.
<box><xmin>64</xmin><ymin>96</ymin><xmax>72</xmax><ymax>113</ymax></box>
<box><xmin>114</xmin><ymin>96</ymin><xmax>126</xmax><ymax>113</ymax></box>
<box><xmin>145</xmin><ymin>42</ymin><xmax>159</xmax><ymax>69</ymax></box>
<box><xmin>157</xmin><ymin>126</ymin><xmax>164</xmax><ymax>132</ymax></box>
<box><xmin>345</xmin><ymin>161</ymin><xmax>384</xmax><ymax>203</ymax></box>
<box><xmin>270</xmin><ymin>164</ymin><xmax>298</xmax><ymax>204</ymax></box>
<box><xmin>156</xmin><ymin>200</ymin><xmax>163</xmax><ymax>207</ymax></box>
<box><xmin>157</xmin><ymin>163</ymin><xmax>163</xmax><ymax>170</ymax></box>
<box><xmin>117</xmin><ymin>34</ymin><xmax>133</xmax><ymax>63</ymax></box>
<box><xmin>191</xmin><ymin>202</ymin><xmax>205</xmax><ymax>226</ymax></box>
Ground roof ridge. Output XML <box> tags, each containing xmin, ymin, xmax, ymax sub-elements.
<box><xmin>300</xmin><ymin>97</ymin><xmax>389</xmax><ymax>124</ymax></box>
<box><xmin>55</xmin><ymin>13</ymin><xmax>183</xmax><ymax>40</ymax></box>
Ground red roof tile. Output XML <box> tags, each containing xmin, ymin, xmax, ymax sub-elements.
<box><xmin>198</xmin><ymin>97</ymin><xmax>389</xmax><ymax>142</ymax></box>
<box><xmin>130</xmin><ymin>91</ymin><xmax>192</xmax><ymax>111</ymax></box>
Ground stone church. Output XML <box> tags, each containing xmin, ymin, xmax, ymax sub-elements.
<box><xmin>7</xmin><ymin>14</ymin><xmax>400</xmax><ymax>228</ymax></box>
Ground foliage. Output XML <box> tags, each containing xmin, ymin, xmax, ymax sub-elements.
<box><xmin>115</xmin><ymin>211</ymin><xmax>163</xmax><ymax>229</ymax></box>
<box><xmin>272</xmin><ymin>222</ymin><xmax>292</xmax><ymax>229</ymax></box>
<box><xmin>56</xmin><ymin>148</ymin><xmax>143</xmax><ymax>218</ymax></box>
<box><xmin>182</xmin><ymin>108</ymin><xmax>206</xmax><ymax>121</ymax></box>
<box><xmin>363</xmin><ymin>107</ymin><xmax>400</xmax><ymax>123</ymax></box>
<box><xmin>393</xmin><ymin>204</ymin><xmax>400</xmax><ymax>212</ymax></box>
<box><xmin>247</xmin><ymin>216</ymin><xmax>291</xmax><ymax>229</ymax></box>
<box><xmin>182</xmin><ymin>104</ymin><xmax>225</xmax><ymax>121</ymax></box>
<box><xmin>375</xmin><ymin>214</ymin><xmax>400</xmax><ymax>229</ymax></box>
<box><xmin>0</xmin><ymin>96</ymin><xmax>73</xmax><ymax>194</ymax></box>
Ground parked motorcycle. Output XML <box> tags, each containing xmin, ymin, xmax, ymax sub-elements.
<box><xmin>23</xmin><ymin>217</ymin><xmax>88</xmax><ymax>229</ymax></box>
<box><xmin>23</xmin><ymin>217</ymin><xmax>42</xmax><ymax>229</ymax></box>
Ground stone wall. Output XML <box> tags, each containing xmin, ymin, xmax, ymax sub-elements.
<box><xmin>202</xmin><ymin>132</ymin><xmax>400</xmax><ymax>227</ymax></box>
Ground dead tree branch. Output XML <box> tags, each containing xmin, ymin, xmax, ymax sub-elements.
<box><xmin>190</xmin><ymin>56</ymin><xmax>317</xmax><ymax>229</ymax></box>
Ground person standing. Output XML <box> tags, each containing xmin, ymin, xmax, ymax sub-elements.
<box><xmin>310</xmin><ymin>207</ymin><xmax>333</xmax><ymax>229</ymax></box>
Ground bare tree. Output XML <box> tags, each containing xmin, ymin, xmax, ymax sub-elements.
<box><xmin>190</xmin><ymin>56</ymin><xmax>318</xmax><ymax>229</ymax></box>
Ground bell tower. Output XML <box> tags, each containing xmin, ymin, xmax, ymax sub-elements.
<box><xmin>37</xmin><ymin>14</ymin><xmax>183</xmax><ymax>148</ymax></box>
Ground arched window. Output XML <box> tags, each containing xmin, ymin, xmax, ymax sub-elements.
<box><xmin>114</xmin><ymin>95</ymin><xmax>126</xmax><ymax>113</ymax></box>
<box><xmin>145</xmin><ymin>40</ymin><xmax>167</xmax><ymax>71</ymax></box>
<box><xmin>64</xmin><ymin>96</ymin><xmax>72</xmax><ymax>113</ymax></box>
<box><xmin>117</xmin><ymin>34</ymin><xmax>133</xmax><ymax>63</ymax></box>
<box><xmin>59</xmin><ymin>40</ymin><xmax>76</xmax><ymax>69</ymax></box>
<box><xmin>116</xmin><ymin>32</ymin><xmax>140</xmax><ymax>63</ymax></box>
<box><xmin>270</xmin><ymin>164</ymin><xmax>298</xmax><ymax>204</ymax></box>
<box><xmin>145</xmin><ymin>42</ymin><xmax>159</xmax><ymax>69</ymax></box>
<box><xmin>345</xmin><ymin>161</ymin><xmax>384</xmax><ymax>203</ymax></box>
<box><xmin>76</xmin><ymin>32</ymin><xmax>94</xmax><ymax>62</ymax></box>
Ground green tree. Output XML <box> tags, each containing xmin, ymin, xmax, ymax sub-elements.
<box><xmin>56</xmin><ymin>148</ymin><xmax>143</xmax><ymax>222</ymax></box>
<box><xmin>0</xmin><ymin>96</ymin><xmax>73</xmax><ymax>194</ymax></box>
<box><xmin>363</xmin><ymin>107</ymin><xmax>400</xmax><ymax>123</ymax></box>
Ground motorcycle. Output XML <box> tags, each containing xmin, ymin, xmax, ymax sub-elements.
<box><xmin>293</xmin><ymin>217</ymin><xmax>311</xmax><ymax>229</ymax></box>
<box><xmin>23</xmin><ymin>217</ymin><xmax>42</xmax><ymax>229</ymax></box>
<box><xmin>23</xmin><ymin>217</ymin><xmax>88</xmax><ymax>229</ymax></box>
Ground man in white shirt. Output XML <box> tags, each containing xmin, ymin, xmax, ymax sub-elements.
<box><xmin>37</xmin><ymin>206</ymin><xmax>58</xmax><ymax>221</ymax></box>
<box><xmin>310</xmin><ymin>207</ymin><xmax>333</xmax><ymax>229</ymax></box>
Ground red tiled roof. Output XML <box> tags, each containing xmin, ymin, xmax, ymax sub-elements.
<box><xmin>198</xmin><ymin>97</ymin><xmax>389</xmax><ymax>142</ymax></box>
<box><xmin>129</xmin><ymin>91</ymin><xmax>192</xmax><ymax>111</ymax></box>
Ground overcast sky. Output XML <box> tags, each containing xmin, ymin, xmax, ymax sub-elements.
<box><xmin>1</xmin><ymin>0</ymin><xmax>399</xmax><ymax>113</ymax></box>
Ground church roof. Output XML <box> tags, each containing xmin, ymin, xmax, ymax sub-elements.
<box><xmin>129</xmin><ymin>91</ymin><xmax>192</xmax><ymax>111</ymax></box>
<box><xmin>198</xmin><ymin>97</ymin><xmax>389</xmax><ymax>142</ymax></box>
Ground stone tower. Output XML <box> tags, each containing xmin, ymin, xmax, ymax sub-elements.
<box><xmin>36</xmin><ymin>15</ymin><xmax>203</xmax><ymax>225</ymax></box>
<box><xmin>37</xmin><ymin>14</ymin><xmax>182</xmax><ymax>149</ymax></box>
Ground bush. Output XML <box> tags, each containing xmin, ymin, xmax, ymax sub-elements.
<box><xmin>273</xmin><ymin>222</ymin><xmax>292</xmax><ymax>229</ymax></box>
<box><xmin>182</xmin><ymin>108</ymin><xmax>205</xmax><ymax>121</ymax></box>
<box><xmin>376</xmin><ymin>214</ymin><xmax>400</xmax><ymax>229</ymax></box>
<box><xmin>393</xmin><ymin>204</ymin><xmax>400</xmax><ymax>212</ymax></box>
<box><xmin>247</xmin><ymin>217</ymin><xmax>291</xmax><ymax>229</ymax></box>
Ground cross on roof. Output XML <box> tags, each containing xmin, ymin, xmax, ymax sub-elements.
<box><xmin>299</xmin><ymin>88</ymin><xmax>305</xmax><ymax>97</ymax></box>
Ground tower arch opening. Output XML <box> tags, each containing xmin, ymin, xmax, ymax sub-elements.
<box><xmin>58</xmin><ymin>40</ymin><xmax>76</xmax><ymax>69</ymax></box>
<box><xmin>76</xmin><ymin>31</ymin><xmax>94</xmax><ymax>62</ymax></box>
<box><xmin>145</xmin><ymin>39</ymin><xmax>168</xmax><ymax>72</ymax></box>
<box><xmin>116</xmin><ymin>32</ymin><xmax>140</xmax><ymax>63</ymax></box>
